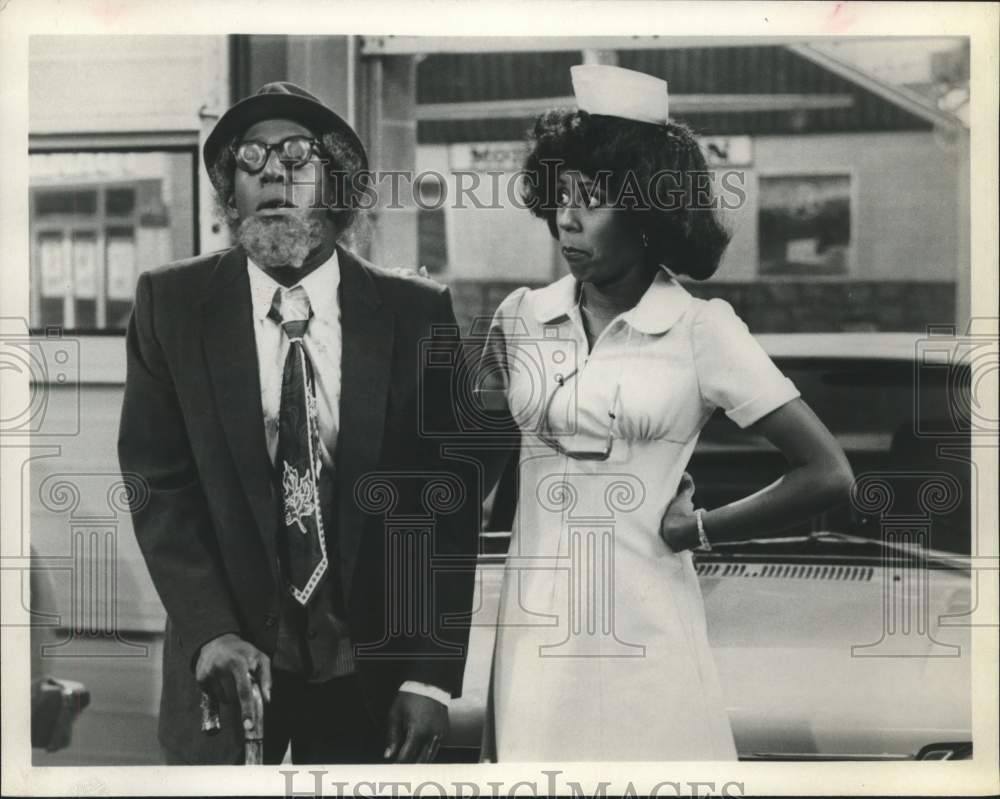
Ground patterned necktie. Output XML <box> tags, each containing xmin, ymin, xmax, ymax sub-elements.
<box><xmin>268</xmin><ymin>285</ymin><xmax>328</xmax><ymax>606</ymax></box>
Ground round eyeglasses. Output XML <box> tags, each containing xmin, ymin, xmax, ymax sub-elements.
<box><xmin>536</xmin><ymin>367</ymin><xmax>620</xmax><ymax>461</ymax></box>
<box><xmin>230</xmin><ymin>136</ymin><xmax>321</xmax><ymax>174</ymax></box>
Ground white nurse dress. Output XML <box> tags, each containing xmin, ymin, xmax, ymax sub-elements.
<box><xmin>485</xmin><ymin>268</ymin><xmax>800</xmax><ymax>761</ymax></box>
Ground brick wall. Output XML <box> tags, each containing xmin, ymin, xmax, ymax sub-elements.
<box><xmin>450</xmin><ymin>279</ymin><xmax>957</xmax><ymax>336</ymax></box>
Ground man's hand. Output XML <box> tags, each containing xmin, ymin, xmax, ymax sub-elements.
<box><xmin>383</xmin><ymin>691</ymin><xmax>449</xmax><ymax>763</ymax></box>
<box><xmin>659</xmin><ymin>472</ymin><xmax>701</xmax><ymax>552</ymax></box>
<box><xmin>194</xmin><ymin>633</ymin><xmax>272</xmax><ymax>731</ymax></box>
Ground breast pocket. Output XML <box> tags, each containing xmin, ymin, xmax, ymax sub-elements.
<box><xmin>505</xmin><ymin>338</ymin><xmax>578</xmax><ymax>433</ymax></box>
<box><xmin>617</xmin><ymin>356</ymin><xmax>703</xmax><ymax>444</ymax></box>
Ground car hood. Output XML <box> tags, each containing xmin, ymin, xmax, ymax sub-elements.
<box><xmin>700</xmin><ymin>559</ymin><xmax>971</xmax><ymax>758</ymax></box>
<box><xmin>448</xmin><ymin>556</ymin><xmax>971</xmax><ymax>760</ymax></box>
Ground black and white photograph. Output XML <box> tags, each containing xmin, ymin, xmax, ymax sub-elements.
<box><xmin>1</xmin><ymin>1</ymin><xmax>997</xmax><ymax>796</ymax></box>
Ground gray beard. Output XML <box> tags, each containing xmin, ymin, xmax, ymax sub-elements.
<box><xmin>236</xmin><ymin>209</ymin><xmax>327</xmax><ymax>269</ymax></box>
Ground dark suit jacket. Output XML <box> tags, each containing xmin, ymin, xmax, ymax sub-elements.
<box><xmin>118</xmin><ymin>244</ymin><xmax>479</xmax><ymax>763</ymax></box>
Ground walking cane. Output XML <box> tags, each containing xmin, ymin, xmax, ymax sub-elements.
<box><xmin>200</xmin><ymin>681</ymin><xmax>264</xmax><ymax>764</ymax></box>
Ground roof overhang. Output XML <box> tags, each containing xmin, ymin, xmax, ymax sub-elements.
<box><xmin>787</xmin><ymin>42</ymin><xmax>967</xmax><ymax>131</ymax></box>
<box><xmin>361</xmin><ymin>35</ymin><xmax>826</xmax><ymax>55</ymax></box>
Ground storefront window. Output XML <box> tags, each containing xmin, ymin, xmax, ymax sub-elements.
<box><xmin>758</xmin><ymin>174</ymin><xmax>852</xmax><ymax>276</ymax></box>
<box><xmin>28</xmin><ymin>151</ymin><xmax>196</xmax><ymax>333</ymax></box>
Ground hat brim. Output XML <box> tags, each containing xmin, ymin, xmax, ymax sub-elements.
<box><xmin>203</xmin><ymin>92</ymin><xmax>368</xmax><ymax>187</ymax></box>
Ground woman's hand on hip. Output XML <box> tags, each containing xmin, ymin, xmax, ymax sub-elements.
<box><xmin>659</xmin><ymin>472</ymin><xmax>701</xmax><ymax>552</ymax></box>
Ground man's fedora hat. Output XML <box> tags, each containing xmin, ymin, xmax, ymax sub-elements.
<box><xmin>203</xmin><ymin>81</ymin><xmax>368</xmax><ymax>187</ymax></box>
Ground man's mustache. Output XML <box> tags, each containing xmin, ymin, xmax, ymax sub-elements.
<box><xmin>256</xmin><ymin>198</ymin><xmax>298</xmax><ymax>211</ymax></box>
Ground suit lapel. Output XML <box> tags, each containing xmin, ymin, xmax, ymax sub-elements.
<box><xmin>201</xmin><ymin>247</ymin><xmax>279</xmax><ymax>569</ymax></box>
<box><xmin>335</xmin><ymin>247</ymin><xmax>394</xmax><ymax>600</ymax></box>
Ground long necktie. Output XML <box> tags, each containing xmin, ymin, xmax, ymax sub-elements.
<box><xmin>268</xmin><ymin>285</ymin><xmax>328</xmax><ymax>606</ymax></box>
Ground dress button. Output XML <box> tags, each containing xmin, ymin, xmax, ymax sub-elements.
<box><xmin>263</xmin><ymin>614</ymin><xmax>277</xmax><ymax>628</ymax></box>
<box><xmin>307</xmin><ymin>629</ymin><xmax>318</xmax><ymax>640</ymax></box>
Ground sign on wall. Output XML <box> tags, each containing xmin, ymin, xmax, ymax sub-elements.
<box><xmin>449</xmin><ymin>142</ymin><xmax>529</xmax><ymax>172</ymax></box>
<box><xmin>699</xmin><ymin>136</ymin><xmax>753</xmax><ymax>166</ymax></box>
<box><xmin>106</xmin><ymin>236</ymin><xmax>137</xmax><ymax>301</ymax></box>
<box><xmin>39</xmin><ymin>237</ymin><xmax>68</xmax><ymax>298</ymax></box>
<box><xmin>72</xmin><ymin>236</ymin><xmax>98</xmax><ymax>299</ymax></box>
<box><xmin>449</xmin><ymin>137</ymin><xmax>753</xmax><ymax>171</ymax></box>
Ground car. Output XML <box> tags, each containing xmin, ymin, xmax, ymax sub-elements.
<box><xmin>441</xmin><ymin>333</ymin><xmax>974</xmax><ymax>762</ymax></box>
<box><xmin>30</xmin><ymin>547</ymin><xmax>91</xmax><ymax>754</ymax></box>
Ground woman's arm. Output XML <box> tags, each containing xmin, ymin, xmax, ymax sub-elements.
<box><xmin>661</xmin><ymin>398</ymin><xmax>855</xmax><ymax>551</ymax></box>
<box><xmin>466</xmin><ymin>370</ymin><xmax>521</xmax><ymax>495</ymax></box>
<box><xmin>467</xmin><ymin>291</ymin><xmax>528</xmax><ymax>496</ymax></box>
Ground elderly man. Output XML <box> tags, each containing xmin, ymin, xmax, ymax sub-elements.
<box><xmin>118</xmin><ymin>82</ymin><xmax>477</xmax><ymax>765</ymax></box>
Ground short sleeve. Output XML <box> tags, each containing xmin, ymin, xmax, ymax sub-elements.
<box><xmin>476</xmin><ymin>286</ymin><xmax>529</xmax><ymax>404</ymax></box>
<box><xmin>692</xmin><ymin>298</ymin><xmax>800</xmax><ymax>428</ymax></box>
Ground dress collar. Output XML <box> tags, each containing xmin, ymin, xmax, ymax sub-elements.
<box><xmin>247</xmin><ymin>249</ymin><xmax>341</xmax><ymax>323</ymax></box>
<box><xmin>532</xmin><ymin>266</ymin><xmax>692</xmax><ymax>334</ymax></box>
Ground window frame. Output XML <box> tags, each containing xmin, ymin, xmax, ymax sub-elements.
<box><xmin>27</xmin><ymin>133</ymin><xmax>202</xmax><ymax>337</ymax></box>
<box><xmin>755</xmin><ymin>167</ymin><xmax>859</xmax><ymax>280</ymax></box>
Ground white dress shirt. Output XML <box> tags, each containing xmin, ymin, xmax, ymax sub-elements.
<box><xmin>246</xmin><ymin>251</ymin><xmax>450</xmax><ymax>707</ymax></box>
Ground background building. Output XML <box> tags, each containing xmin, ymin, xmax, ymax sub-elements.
<box><xmin>397</xmin><ymin>40</ymin><xmax>970</xmax><ymax>333</ymax></box>
<box><xmin>29</xmin><ymin>35</ymin><xmax>970</xmax><ymax>337</ymax></box>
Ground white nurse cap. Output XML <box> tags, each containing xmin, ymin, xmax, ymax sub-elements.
<box><xmin>570</xmin><ymin>64</ymin><xmax>670</xmax><ymax>125</ymax></box>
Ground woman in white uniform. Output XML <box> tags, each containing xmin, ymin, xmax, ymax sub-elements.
<box><xmin>479</xmin><ymin>66</ymin><xmax>855</xmax><ymax>761</ymax></box>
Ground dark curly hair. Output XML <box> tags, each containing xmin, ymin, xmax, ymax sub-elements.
<box><xmin>209</xmin><ymin>130</ymin><xmax>367</xmax><ymax>236</ymax></box>
<box><xmin>520</xmin><ymin>109</ymin><xmax>731</xmax><ymax>280</ymax></box>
